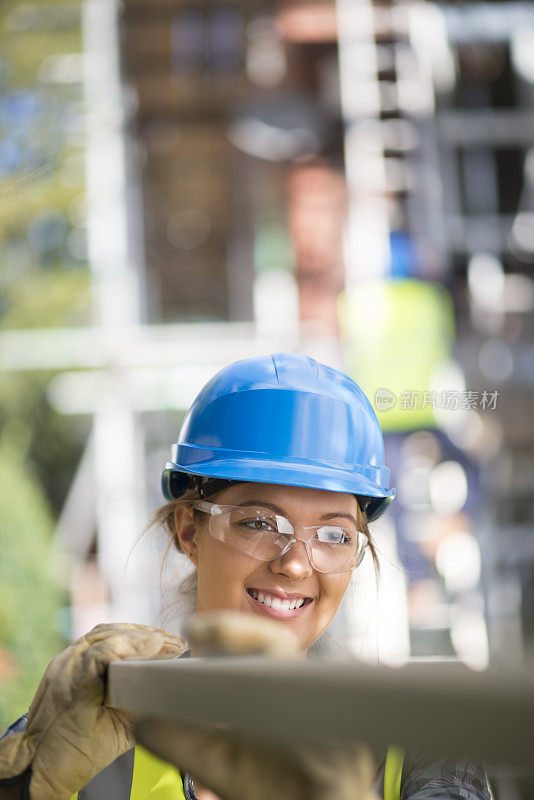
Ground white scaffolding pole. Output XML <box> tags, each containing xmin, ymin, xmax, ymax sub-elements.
<box><xmin>82</xmin><ymin>0</ymin><xmax>149</xmax><ymax>622</ymax></box>
<box><xmin>83</xmin><ymin>0</ymin><xmax>143</xmax><ymax>329</ymax></box>
<box><xmin>335</xmin><ymin>0</ymin><xmax>409</xmax><ymax>662</ymax></box>
<box><xmin>336</xmin><ymin>0</ymin><xmax>391</xmax><ymax>286</ymax></box>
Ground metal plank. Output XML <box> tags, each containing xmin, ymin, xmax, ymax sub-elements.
<box><xmin>107</xmin><ymin>656</ymin><xmax>534</xmax><ymax>767</ymax></box>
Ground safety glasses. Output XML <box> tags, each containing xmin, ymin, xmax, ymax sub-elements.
<box><xmin>194</xmin><ymin>500</ymin><xmax>368</xmax><ymax>574</ymax></box>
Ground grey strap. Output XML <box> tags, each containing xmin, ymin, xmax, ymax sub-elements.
<box><xmin>79</xmin><ymin>747</ymin><xmax>134</xmax><ymax>800</ymax></box>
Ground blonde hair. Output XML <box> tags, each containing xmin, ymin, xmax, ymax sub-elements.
<box><xmin>149</xmin><ymin>488</ymin><xmax>202</xmax><ymax>636</ymax></box>
<box><xmin>149</xmin><ymin>485</ymin><xmax>380</xmax><ymax>653</ymax></box>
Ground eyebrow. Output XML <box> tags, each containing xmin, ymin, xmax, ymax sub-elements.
<box><xmin>237</xmin><ymin>500</ymin><xmax>359</xmax><ymax>528</ymax></box>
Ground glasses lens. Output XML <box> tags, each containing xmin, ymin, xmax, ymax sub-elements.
<box><xmin>310</xmin><ymin>526</ymin><xmax>367</xmax><ymax>573</ymax></box>
<box><xmin>205</xmin><ymin>504</ymin><xmax>367</xmax><ymax>573</ymax></box>
<box><xmin>212</xmin><ymin>507</ymin><xmax>291</xmax><ymax>560</ymax></box>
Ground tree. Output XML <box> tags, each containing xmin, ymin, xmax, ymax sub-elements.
<box><xmin>0</xmin><ymin>421</ymin><xmax>64</xmax><ymax>728</ymax></box>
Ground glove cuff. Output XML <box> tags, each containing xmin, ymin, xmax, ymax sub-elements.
<box><xmin>0</xmin><ymin>764</ymin><xmax>32</xmax><ymax>798</ymax></box>
<box><xmin>21</xmin><ymin>766</ymin><xmax>32</xmax><ymax>800</ymax></box>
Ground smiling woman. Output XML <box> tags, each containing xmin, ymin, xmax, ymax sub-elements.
<box><xmin>0</xmin><ymin>353</ymin><xmax>492</xmax><ymax>800</ymax></box>
<box><xmin>165</xmin><ymin>482</ymin><xmax>367</xmax><ymax>652</ymax></box>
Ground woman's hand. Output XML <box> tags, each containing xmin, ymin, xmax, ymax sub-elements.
<box><xmin>136</xmin><ymin>718</ymin><xmax>378</xmax><ymax>800</ymax></box>
<box><xmin>135</xmin><ymin>611</ymin><xmax>378</xmax><ymax>800</ymax></box>
<box><xmin>0</xmin><ymin>622</ymin><xmax>186</xmax><ymax>800</ymax></box>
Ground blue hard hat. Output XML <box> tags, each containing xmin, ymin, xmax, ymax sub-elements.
<box><xmin>162</xmin><ymin>353</ymin><xmax>395</xmax><ymax>522</ymax></box>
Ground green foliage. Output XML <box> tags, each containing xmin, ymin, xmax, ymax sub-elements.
<box><xmin>0</xmin><ymin>1</ymin><xmax>89</xmax><ymax>730</ymax></box>
<box><xmin>0</xmin><ymin>421</ymin><xmax>65</xmax><ymax>729</ymax></box>
<box><xmin>0</xmin><ymin>371</ymin><xmax>89</xmax><ymax>513</ymax></box>
<box><xmin>0</xmin><ymin>266</ymin><xmax>91</xmax><ymax>329</ymax></box>
<box><xmin>0</xmin><ymin>0</ymin><xmax>91</xmax><ymax>505</ymax></box>
<box><xmin>0</xmin><ymin>0</ymin><xmax>88</xmax><ymax>285</ymax></box>
<box><xmin>0</xmin><ymin>2</ymin><xmax>81</xmax><ymax>89</ymax></box>
<box><xmin>0</xmin><ymin>173</ymin><xmax>84</xmax><ymax>245</ymax></box>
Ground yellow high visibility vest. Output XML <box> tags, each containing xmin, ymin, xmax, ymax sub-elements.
<box><xmin>71</xmin><ymin>744</ymin><xmax>404</xmax><ymax>800</ymax></box>
<box><xmin>384</xmin><ymin>746</ymin><xmax>405</xmax><ymax>800</ymax></box>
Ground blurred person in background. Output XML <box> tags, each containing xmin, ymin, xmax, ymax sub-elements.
<box><xmin>0</xmin><ymin>353</ymin><xmax>492</xmax><ymax>800</ymax></box>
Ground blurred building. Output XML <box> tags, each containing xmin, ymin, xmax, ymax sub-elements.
<box><xmin>114</xmin><ymin>0</ymin><xmax>534</xmax><ymax>667</ymax></box>
<box><xmin>2</xmin><ymin>0</ymin><xmax>533</xmax><ymax>686</ymax></box>
<box><xmin>69</xmin><ymin>0</ymin><xmax>534</xmax><ymax>665</ymax></box>
<box><xmin>3</xmin><ymin>5</ymin><xmax>534</xmax><ymax>792</ymax></box>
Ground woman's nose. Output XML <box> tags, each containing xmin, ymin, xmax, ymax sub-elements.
<box><xmin>269</xmin><ymin>539</ymin><xmax>314</xmax><ymax>579</ymax></box>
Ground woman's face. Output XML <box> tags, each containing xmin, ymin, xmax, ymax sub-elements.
<box><xmin>175</xmin><ymin>482</ymin><xmax>361</xmax><ymax>653</ymax></box>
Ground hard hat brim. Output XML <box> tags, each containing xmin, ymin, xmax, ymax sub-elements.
<box><xmin>162</xmin><ymin>452</ymin><xmax>395</xmax><ymax>522</ymax></box>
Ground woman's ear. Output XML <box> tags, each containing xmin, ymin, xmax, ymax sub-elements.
<box><xmin>174</xmin><ymin>504</ymin><xmax>199</xmax><ymax>566</ymax></box>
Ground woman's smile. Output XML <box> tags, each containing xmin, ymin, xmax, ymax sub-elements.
<box><xmin>245</xmin><ymin>587</ymin><xmax>314</xmax><ymax>619</ymax></box>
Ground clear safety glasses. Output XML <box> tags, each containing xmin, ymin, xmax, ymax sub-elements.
<box><xmin>194</xmin><ymin>500</ymin><xmax>369</xmax><ymax>574</ymax></box>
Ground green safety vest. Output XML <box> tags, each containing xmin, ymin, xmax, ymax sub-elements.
<box><xmin>70</xmin><ymin>743</ymin><xmax>405</xmax><ymax>800</ymax></box>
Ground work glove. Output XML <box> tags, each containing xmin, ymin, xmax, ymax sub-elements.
<box><xmin>0</xmin><ymin>622</ymin><xmax>187</xmax><ymax>800</ymax></box>
<box><xmin>137</xmin><ymin>719</ymin><xmax>378</xmax><ymax>800</ymax></box>
<box><xmin>135</xmin><ymin>611</ymin><xmax>379</xmax><ymax>800</ymax></box>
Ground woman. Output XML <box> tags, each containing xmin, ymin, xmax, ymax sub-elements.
<box><xmin>0</xmin><ymin>353</ymin><xmax>492</xmax><ymax>800</ymax></box>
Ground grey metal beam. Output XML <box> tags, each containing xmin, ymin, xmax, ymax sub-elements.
<box><xmin>437</xmin><ymin>111</ymin><xmax>534</xmax><ymax>147</ymax></box>
<box><xmin>108</xmin><ymin>655</ymin><xmax>534</xmax><ymax>766</ymax></box>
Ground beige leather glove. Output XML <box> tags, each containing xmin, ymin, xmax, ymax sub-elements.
<box><xmin>0</xmin><ymin>622</ymin><xmax>186</xmax><ymax>800</ymax></box>
<box><xmin>135</xmin><ymin>611</ymin><xmax>379</xmax><ymax>800</ymax></box>
<box><xmin>137</xmin><ymin>719</ymin><xmax>377</xmax><ymax>800</ymax></box>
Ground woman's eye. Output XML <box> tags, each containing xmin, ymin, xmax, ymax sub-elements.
<box><xmin>241</xmin><ymin>518</ymin><xmax>277</xmax><ymax>532</ymax></box>
<box><xmin>317</xmin><ymin>527</ymin><xmax>353</xmax><ymax>545</ymax></box>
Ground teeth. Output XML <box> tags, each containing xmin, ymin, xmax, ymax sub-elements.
<box><xmin>250</xmin><ymin>590</ymin><xmax>308</xmax><ymax>610</ymax></box>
